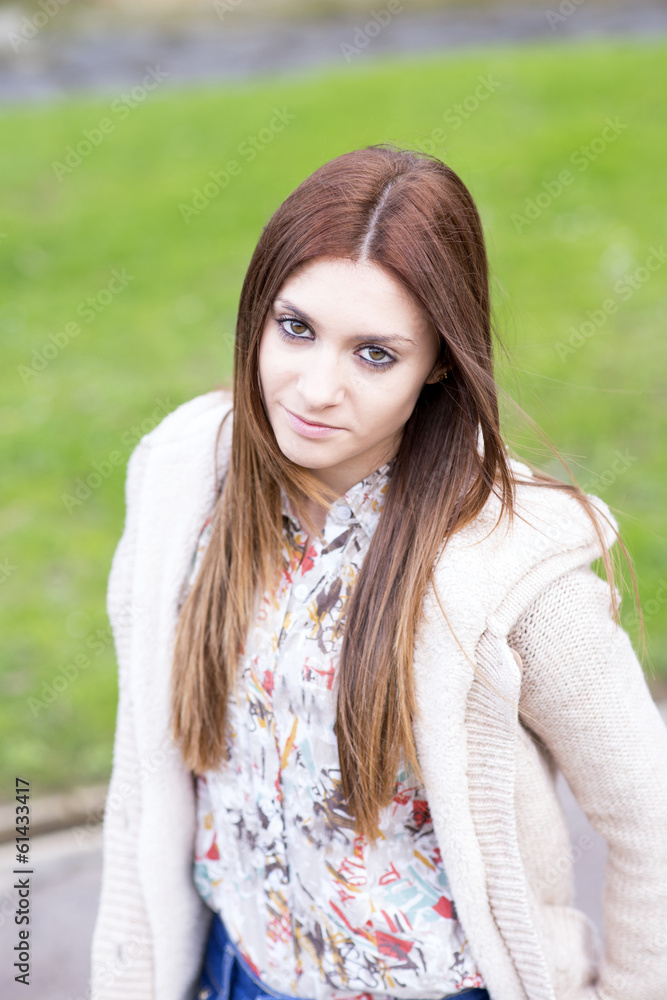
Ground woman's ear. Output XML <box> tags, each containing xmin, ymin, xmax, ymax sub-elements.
<box><xmin>425</xmin><ymin>365</ymin><xmax>451</xmax><ymax>384</ymax></box>
<box><xmin>425</xmin><ymin>339</ymin><xmax>452</xmax><ymax>385</ymax></box>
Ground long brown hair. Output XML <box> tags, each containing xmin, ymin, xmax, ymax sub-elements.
<box><xmin>170</xmin><ymin>143</ymin><xmax>639</xmax><ymax>842</ymax></box>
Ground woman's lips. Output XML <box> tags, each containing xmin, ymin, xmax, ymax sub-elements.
<box><xmin>283</xmin><ymin>407</ymin><xmax>343</xmax><ymax>438</ymax></box>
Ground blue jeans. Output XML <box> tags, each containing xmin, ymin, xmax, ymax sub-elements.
<box><xmin>194</xmin><ymin>911</ymin><xmax>491</xmax><ymax>1000</ymax></box>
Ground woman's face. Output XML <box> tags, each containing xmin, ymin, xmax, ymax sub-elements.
<box><xmin>258</xmin><ymin>256</ymin><xmax>444</xmax><ymax>495</ymax></box>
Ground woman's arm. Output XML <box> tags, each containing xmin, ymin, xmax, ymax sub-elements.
<box><xmin>509</xmin><ymin>563</ymin><xmax>667</xmax><ymax>999</ymax></box>
<box><xmin>90</xmin><ymin>438</ymin><xmax>155</xmax><ymax>999</ymax></box>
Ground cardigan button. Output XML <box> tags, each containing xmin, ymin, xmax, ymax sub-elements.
<box><xmin>197</xmin><ymin>989</ymin><xmax>213</xmax><ymax>999</ymax></box>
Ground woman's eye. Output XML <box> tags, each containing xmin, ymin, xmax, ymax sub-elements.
<box><xmin>361</xmin><ymin>346</ymin><xmax>392</xmax><ymax>365</ymax></box>
<box><xmin>279</xmin><ymin>318</ymin><xmax>310</xmax><ymax>337</ymax></box>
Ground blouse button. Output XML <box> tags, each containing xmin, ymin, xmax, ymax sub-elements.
<box><xmin>294</xmin><ymin>583</ymin><xmax>308</xmax><ymax>601</ymax></box>
<box><xmin>332</xmin><ymin>504</ymin><xmax>354</xmax><ymax>523</ymax></box>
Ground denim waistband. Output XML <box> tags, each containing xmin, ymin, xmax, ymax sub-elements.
<box><xmin>206</xmin><ymin>913</ymin><xmax>301</xmax><ymax>999</ymax></box>
<box><xmin>198</xmin><ymin>912</ymin><xmax>491</xmax><ymax>1000</ymax></box>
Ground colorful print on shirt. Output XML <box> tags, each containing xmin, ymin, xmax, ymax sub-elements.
<box><xmin>188</xmin><ymin>460</ymin><xmax>486</xmax><ymax>999</ymax></box>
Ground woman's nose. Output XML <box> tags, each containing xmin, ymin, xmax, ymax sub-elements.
<box><xmin>295</xmin><ymin>358</ymin><xmax>347</xmax><ymax>409</ymax></box>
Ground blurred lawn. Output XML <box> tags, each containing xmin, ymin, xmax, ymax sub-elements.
<box><xmin>1</xmin><ymin>36</ymin><xmax>666</xmax><ymax>797</ymax></box>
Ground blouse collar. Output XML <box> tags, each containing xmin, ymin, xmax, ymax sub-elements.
<box><xmin>281</xmin><ymin>457</ymin><xmax>395</xmax><ymax>541</ymax></box>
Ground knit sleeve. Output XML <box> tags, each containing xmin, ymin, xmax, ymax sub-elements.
<box><xmin>509</xmin><ymin>564</ymin><xmax>667</xmax><ymax>999</ymax></box>
<box><xmin>90</xmin><ymin>438</ymin><xmax>155</xmax><ymax>999</ymax></box>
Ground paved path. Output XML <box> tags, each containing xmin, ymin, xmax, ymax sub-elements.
<box><xmin>0</xmin><ymin>825</ymin><xmax>103</xmax><ymax>1000</ymax></box>
<box><xmin>0</xmin><ymin>1</ymin><xmax>666</xmax><ymax>103</ymax></box>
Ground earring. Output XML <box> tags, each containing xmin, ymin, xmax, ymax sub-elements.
<box><xmin>437</xmin><ymin>368</ymin><xmax>450</xmax><ymax>382</ymax></box>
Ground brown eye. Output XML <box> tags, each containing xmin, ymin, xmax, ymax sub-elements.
<box><xmin>358</xmin><ymin>344</ymin><xmax>394</xmax><ymax>367</ymax></box>
<box><xmin>277</xmin><ymin>317</ymin><xmax>310</xmax><ymax>338</ymax></box>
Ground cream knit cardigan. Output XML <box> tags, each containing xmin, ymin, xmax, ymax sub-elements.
<box><xmin>90</xmin><ymin>389</ymin><xmax>667</xmax><ymax>1000</ymax></box>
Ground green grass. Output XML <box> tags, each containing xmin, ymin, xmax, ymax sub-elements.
<box><xmin>1</xmin><ymin>36</ymin><xmax>666</xmax><ymax>797</ymax></box>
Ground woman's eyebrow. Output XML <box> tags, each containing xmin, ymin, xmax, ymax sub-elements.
<box><xmin>273</xmin><ymin>297</ymin><xmax>417</xmax><ymax>347</ymax></box>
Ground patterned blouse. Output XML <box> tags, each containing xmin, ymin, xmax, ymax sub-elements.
<box><xmin>186</xmin><ymin>459</ymin><xmax>486</xmax><ymax>999</ymax></box>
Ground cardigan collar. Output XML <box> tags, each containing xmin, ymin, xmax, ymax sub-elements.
<box><xmin>280</xmin><ymin>456</ymin><xmax>395</xmax><ymax>541</ymax></box>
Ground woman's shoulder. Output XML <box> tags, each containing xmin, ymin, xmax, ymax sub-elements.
<box><xmin>507</xmin><ymin>457</ymin><xmax>618</xmax><ymax>555</ymax></box>
<box><xmin>453</xmin><ymin>456</ymin><xmax>618</xmax><ymax>557</ymax></box>
<box><xmin>429</xmin><ymin>457</ymin><xmax>619</xmax><ymax>633</ymax></box>
<box><xmin>118</xmin><ymin>388</ymin><xmax>234</xmax><ymax>521</ymax></box>
<box><xmin>138</xmin><ymin>387</ymin><xmax>233</xmax><ymax>452</ymax></box>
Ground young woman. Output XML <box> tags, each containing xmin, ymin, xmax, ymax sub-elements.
<box><xmin>90</xmin><ymin>145</ymin><xmax>667</xmax><ymax>1000</ymax></box>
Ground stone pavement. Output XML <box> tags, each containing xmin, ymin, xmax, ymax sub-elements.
<box><xmin>1</xmin><ymin>1</ymin><xmax>666</xmax><ymax>103</ymax></box>
<box><xmin>2</xmin><ymin>694</ymin><xmax>665</xmax><ymax>1000</ymax></box>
